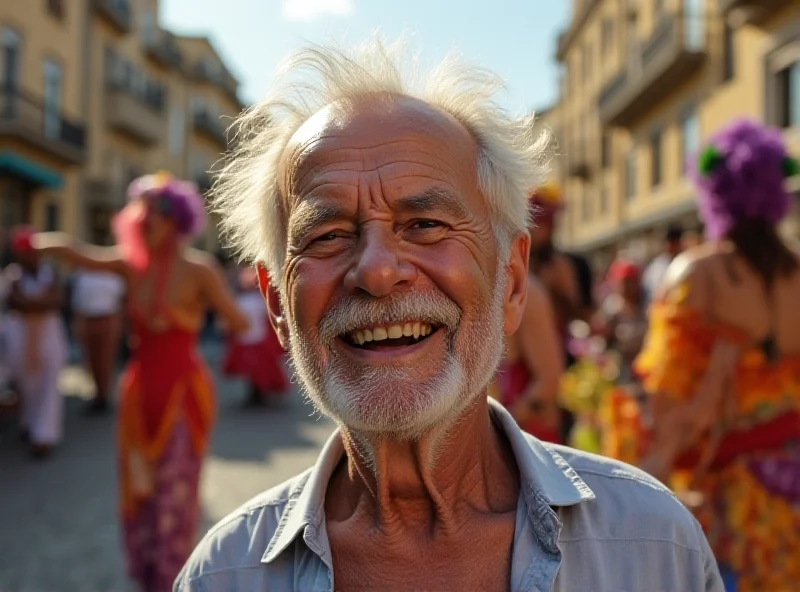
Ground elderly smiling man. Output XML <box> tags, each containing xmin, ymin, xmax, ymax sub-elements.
<box><xmin>175</xmin><ymin>40</ymin><xmax>723</xmax><ymax>592</ymax></box>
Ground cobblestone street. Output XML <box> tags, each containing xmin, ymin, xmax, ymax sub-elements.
<box><xmin>0</xmin><ymin>342</ymin><xmax>334</xmax><ymax>592</ymax></box>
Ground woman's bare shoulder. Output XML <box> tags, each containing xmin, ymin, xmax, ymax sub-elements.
<box><xmin>662</xmin><ymin>243</ymin><xmax>724</xmax><ymax>290</ymax></box>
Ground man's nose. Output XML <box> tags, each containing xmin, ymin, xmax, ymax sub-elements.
<box><xmin>344</xmin><ymin>225</ymin><xmax>417</xmax><ymax>297</ymax></box>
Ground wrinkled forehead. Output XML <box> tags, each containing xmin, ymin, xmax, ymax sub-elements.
<box><xmin>277</xmin><ymin>96</ymin><xmax>480</xmax><ymax>206</ymax></box>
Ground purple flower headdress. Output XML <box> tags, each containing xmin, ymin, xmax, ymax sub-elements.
<box><xmin>690</xmin><ymin>119</ymin><xmax>799</xmax><ymax>240</ymax></box>
<box><xmin>112</xmin><ymin>171</ymin><xmax>207</xmax><ymax>270</ymax></box>
<box><xmin>126</xmin><ymin>171</ymin><xmax>207</xmax><ymax>237</ymax></box>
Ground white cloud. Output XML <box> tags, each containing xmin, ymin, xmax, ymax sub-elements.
<box><xmin>282</xmin><ymin>0</ymin><xmax>354</xmax><ymax>20</ymax></box>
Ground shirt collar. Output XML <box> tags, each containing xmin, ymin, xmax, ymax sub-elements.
<box><xmin>262</xmin><ymin>398</ymin><xmax>595</xmax><ymax>564</ymax></box>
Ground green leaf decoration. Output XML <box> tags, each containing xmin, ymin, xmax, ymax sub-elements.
<box><xmin>698</xmin><ymin>146</ymin><xmax>723</xmax><ymax>176</ymax></box>
<box><xmin>782</xmin><ymin>156</ymin><xmax>800</xmax><ymax>178</ymax></box>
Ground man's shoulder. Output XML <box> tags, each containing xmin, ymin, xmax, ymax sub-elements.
<box><xmin>544</xmin><ymin>443</ymin><xmax>704</xmax><ymax>550</ymax></box>
<box><xmin>174</xmin><ymin>468</ymin><xmax>313</xmax><ymax>589</ymax></box>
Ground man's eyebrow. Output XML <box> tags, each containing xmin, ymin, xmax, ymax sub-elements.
<box><xmin>288</xmin><ymin>201</ymin><xmax>345</xmax><ymax>243</ymax></box>
<box><xmin>394</xmin><ymin>188</ymin><xmax>469</xmax><ymax>219</ymax></box>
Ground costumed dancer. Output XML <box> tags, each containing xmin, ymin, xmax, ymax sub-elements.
<box><xmin>31</xmin><ymin>172</ymin><xmax>249</xmax><ymax>592</ymax></box>
<box><xmin>223</xmin><ymin>267</ymin><xmax>288</xmax><ymax>407</ymax></box>
<box><xmin>3</xmin><ymin>228</ymin><xmax>67</xmax><ymax>459</ymax></box>
<box><xmin>71</xmin><ymin>267</ymin><xmax>126</xmax><ymax>415</ymax></box>
<box><xmin>494</xmin><ymin>274</ymin><xmax>564</xmax><ymax>442</ymax></box>
<box><xmin>623</xmin><ymin>120</ymin><xmax>800</xmax><ymax>591</ymax></box>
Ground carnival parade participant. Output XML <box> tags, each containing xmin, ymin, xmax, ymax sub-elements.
<box><xmin>633</xmin><ymin>119</ymin><xmax>800</xmax><ymax>591</ymax></box>
<box><xmin>71</xmin><ymin>267</ymin><xmax>126</xmax><ymax>415</ymax></box>
<box><xmin>494</xmin><ymin>274</ymin><xmax>564</xmax><ymax>442</ymax></box>
<box><xmin>31</xmin><ymin>172</ymin><xmax>249</xmax><ymax>592</ymax></box>
<box><xmin>222</xmin><ymin>266</ymin><xmax>288</xmax><ymax>407</ymax></box>
<box><xmin>4</xmin><ymin>228</ymin><xmax>67</xmax><ymax>459</ymax></box>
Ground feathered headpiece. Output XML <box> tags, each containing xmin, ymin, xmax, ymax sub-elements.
<box><xmin>690</xmin><ymin>119</ymin><xmax>799</xmax><ymax>240</ymax></box>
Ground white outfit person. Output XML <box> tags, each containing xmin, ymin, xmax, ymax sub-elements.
<box><xmin>5</xmin><ymin>264</ymin><xmax>68</xmax><ymax>445</ymax></box>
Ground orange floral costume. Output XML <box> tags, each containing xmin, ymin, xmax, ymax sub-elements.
<box><xmin>623</xmin><ymin>280</ymin><xmax>800</xmax><ymax>591</ymax></box>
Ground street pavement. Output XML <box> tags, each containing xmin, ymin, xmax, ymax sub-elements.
<box><xmin>0</xmin><ymin>340</ymin><xmax>334</xmax><ymax>592</ymax></box>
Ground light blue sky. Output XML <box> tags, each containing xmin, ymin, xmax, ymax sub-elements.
<box><xmin>161</xmin><ymin>0</ymin><xmax>570</xmax><ymax>114</ymax></box>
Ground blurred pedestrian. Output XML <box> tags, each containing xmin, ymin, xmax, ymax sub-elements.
<box><xmin>632</xmin><ymin>119</ymin><xmax>800</xmax><ymax>591</ymax></box>
<box><xmin>30</xmin><ymin>172</ymin><xmax>249</xmax><ymax>592</ymax></box>
<box><xmin>641</xmin><ymin>224</ymin><xmax>684</xmax><ymax>306</ymax></box>
<box><xmin>495</xmin><ymin>275</ymin><xmax>564</xmax><ymax>442</ymax></box>
<box><xmin>71</xmin><ymin>267</ymin><xmax>126</xmax><ymax>415</ymax></box>
<box><xmin>601</xmin><ymin>259</ymin><xmax>647</xmax><ymax>385</ymax></box>
<box><xmin>222</xmin><ymin>267</ymin><xmax>288</xmax><ymax>407</ymax></box>
<box><xmin>4</xmin><ymin>228</ymin><xmax>67</xmax><ymax>459</ymax></box>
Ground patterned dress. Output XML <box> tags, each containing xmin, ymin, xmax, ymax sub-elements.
<box><xmin>628</xmin><ymin>280</ymin><xmax>800</xmax><ymax>591</ymax></box>
<box><xmin>118</xmin><ymin>310</ymin><xmax>214</xmax><ymax>592</ymax></box>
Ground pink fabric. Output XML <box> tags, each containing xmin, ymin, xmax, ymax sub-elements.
<box><xmin>122</xmin><ymin>421</ymin><xmax>201</xmax><ymax>592</ymax></box>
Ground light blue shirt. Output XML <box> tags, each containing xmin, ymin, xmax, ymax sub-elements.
<box><xmin>175</xmin><ymin>400</ymin><xmax>723</xmax><ymax>591</ymax></box>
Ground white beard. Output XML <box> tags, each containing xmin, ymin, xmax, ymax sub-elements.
<box><xmin>286</xmin><ymin>265</ymin><xmax>508</xmax><ymax>441</ymax></box>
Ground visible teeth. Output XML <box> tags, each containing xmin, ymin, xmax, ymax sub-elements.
<box><xmin>387</xmin><ymin>325</ymin><xmax>403</xmax><ymax>339</ymax></box>
<box><xmin>355</xmin><ymin>331</ymin><xmax>364</xmax><ymax>345</ymax></box>
<box><xmin>373</xmin><ymin>327</ymin><xmax>388</xmax><ymax>341</ymax></box>
<box><xmin>402</xmin><ymin>323</ymin><xmax>413</xmax><ymax>337</ymax></box>
<box><xmin>413</xmin><ymin>323</ymin><xmax>421</xmax><ymax>339</ymax></box>
<box><xmin>363</xmin><ymin>329</ymin><xmax>373</xmax><ymax>342</ymax></box>
<box><xmin>422</xmin><ymin>324</ymin><xmax>430</xmax><ymax>336</ymax></box>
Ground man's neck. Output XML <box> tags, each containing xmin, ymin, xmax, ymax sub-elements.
<box><xmin>326</xmin><ymin>397</ymin><xmax>520</xmax><ymax>535</ymax></box>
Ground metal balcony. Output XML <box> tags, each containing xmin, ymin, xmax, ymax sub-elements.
<box><xmin>719</xmin><ymin>0</ymin><xmax>794</xmax><ymax>26</ymax></box>
<box><xmin>0</xmin><ymin>85</ymin><xmax>86</xmax><ymax>165</ymax></box>
<box><xmin>193</xmin><ymin>111</ymin><xmax>227</xmax><ymax>147</ymax></box>
<box><xmin>598</xmin><ymin>13</ymin><xmax>706</xmax><ymax>127</ymax></box>
<box><xmin>105</xmin><ymin>82</ymin><xmax>164</xmax><ymax>145</ymax></box>
<box><xmin>93</xmin><ymin>0</ymin><xmax>132</xmax><ymax>33</ymax></box>
<box><xmin>145</xmin><ymin>32</ymin><xmax>183</xmax><ymax>70</ymax></box>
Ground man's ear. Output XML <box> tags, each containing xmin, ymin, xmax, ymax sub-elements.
<box><xmin>256</xmin><ymin>263</ymin><xmax>289</xmax><ymax>349</ymax></box>
<box><xmin>503</xmin><ymin>233</ymin><xmax>530</xmax><ymax>336</ymax></box>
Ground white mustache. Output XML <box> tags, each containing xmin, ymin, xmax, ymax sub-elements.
<box><xmin>317</xmin><ymin>291</ymin><xmax>462</xmax><ymax>345</ymax></box>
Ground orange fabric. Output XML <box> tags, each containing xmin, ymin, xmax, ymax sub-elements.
<box><xmin>118</xmin><ymin>319</ymin><xmax>215</xmax><ymax>518</ymax></box>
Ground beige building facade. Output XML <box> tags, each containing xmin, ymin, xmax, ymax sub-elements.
<box><xmin>0</xmin><ymin>0</ymin><xmax>243</xmax><ymax>251</ymax></box>
<box><xmin>552</xmin><ymin>0</ymin><xmax>800</xmax><ymax>268</ymax></box>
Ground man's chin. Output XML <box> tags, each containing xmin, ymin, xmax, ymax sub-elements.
<box><xmin>321</xmin><ymin>376</ymin><xmax>465</xmax><ymax>439</ymax></box>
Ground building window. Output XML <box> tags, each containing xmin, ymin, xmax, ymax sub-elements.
<box><xmin>141</xmin><ymin>8</ymin><xmax>156</xmax><ymax>46</ymax></box>
<box><xmin>42</xmin><ymin>59</ymin><xmax>62</xmax><ymax>139</ymax></box>
<box><xmin>1</xmin><ymin>27</ymin><xmax>22</xmax><ymax>89</ymax></box>
<box><xmin>680</xmin><ymin>105</ymin><xmax>700</xmax><ymax>172</ymax></box>
<box><xmin>45</xmin><ymin>203</ymin><xmax>59</xmax><ymax>231</ymax></box>
<box><xmin>650</xmin><ymin>128</ymin><xmax>662</xmax><ymax>188</ymax></box>
<box><xmin>626</xmin><ymin>149</ymin><xmax>637</xmax><ymax>201</ymax></box>
<box><xmin>599</xmin><ymin>183</ymin><xmax>608</xmax><ymax>215</ymax></box>
<box><xmin>169</xmin><ymin>106</ymin><xmax>185</xmax><ymax>156</ymax></box>
<box><xmin>581</xmin><ymin>192</ymin><xmax>591</xmax><ymax>222</ymax></box>
<box><xmin>601</xmin><ymin>133</ymin><xmax>612</xmax><ymax>169</ymax></box>
<box><xmin>654</xmin><ymin>0</ymin><xmax>665</xmax><ymax>19</ymax></box>
<box><xmin>602</xmin><ymin>17</ymin><xmax>614</xmax><ymax>55</ymax></box>
<box><xmin>583</xmin><ymin>43</ymin><xmax>592</xmax><ymax>83</ymax></box>
<box><xmin>777</xmin><ymin>62</ymin><xmax>800</xmax><ymax>129</ymax></box>
<box><xmin>46</xmin><ymin>0</ymin><xmax>64</xmax><ymax>20</ymax></box>
<box><xmin>722</xmin><ymin>23</ymin><xmax>735</xmax><ymax>81</ymax></box>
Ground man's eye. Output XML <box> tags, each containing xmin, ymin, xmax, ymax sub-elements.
<box><xmin>313</xmin><ymin>232</ymin><xmax>339</xmax><ymax>242</ymax></box>
<box><xmin>413</xmin><ymin>220</ymin><xmax>443</xmax><ymax>230</ymax></box>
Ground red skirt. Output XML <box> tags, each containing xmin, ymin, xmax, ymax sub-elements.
<box><xmin>497</xmin><ymin>361</ymin><xmax>562</xmax><ymax>444</ymax></box>
<box><xmin>223</xmin><ymin>326</ymin><xmax>288</xmax><ymax>394</ymax></box>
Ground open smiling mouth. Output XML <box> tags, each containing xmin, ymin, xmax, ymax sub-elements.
<box><xmin>340</xmin><ymin>322</ymin><xmax>441</xmax><ymax>350</ymax></box>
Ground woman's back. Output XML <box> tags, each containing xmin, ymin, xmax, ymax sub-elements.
<box><xmin>669</xmin><ymin>242</ymin><xmax>800</xmax><ymax>356</ymax></box>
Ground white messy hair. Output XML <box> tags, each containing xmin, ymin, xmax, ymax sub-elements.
<box><xmin>212</xmin><ymin>36</ymin><xmax>552</xmax><ymax>279</ymax></box>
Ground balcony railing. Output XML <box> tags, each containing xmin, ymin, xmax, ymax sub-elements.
<box><xmin>598</xmin><ymin>13</ymin><xmax>706</xmax><ymax>127</ymax></box>
<box><xmin>145</xmin><ymin>32</ymin><xmax>183</xmax><ymax>70</ymax></box>
<box><xmin>193</xmin><ymin>111</ymin><xmax>227</xmax><ymax>147</ymax></box>
<box><xmin>93</xmin><ymin>0</ymin><xmax>132</xmax><ymax>33</ymax></box>
<box><xmin>0</xmin><ymin>85</ymin><xmax>86</xmax><ymax>165</ymax></box>
<box><xmin>105</xmin><ymin>81</ymin><xmax>164</xmax><ymax>145</ymax></box>
<box><xmin>719</xmin><ymin>0</ymin><xmax>793</xmax><ymax>26</ymax></box>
